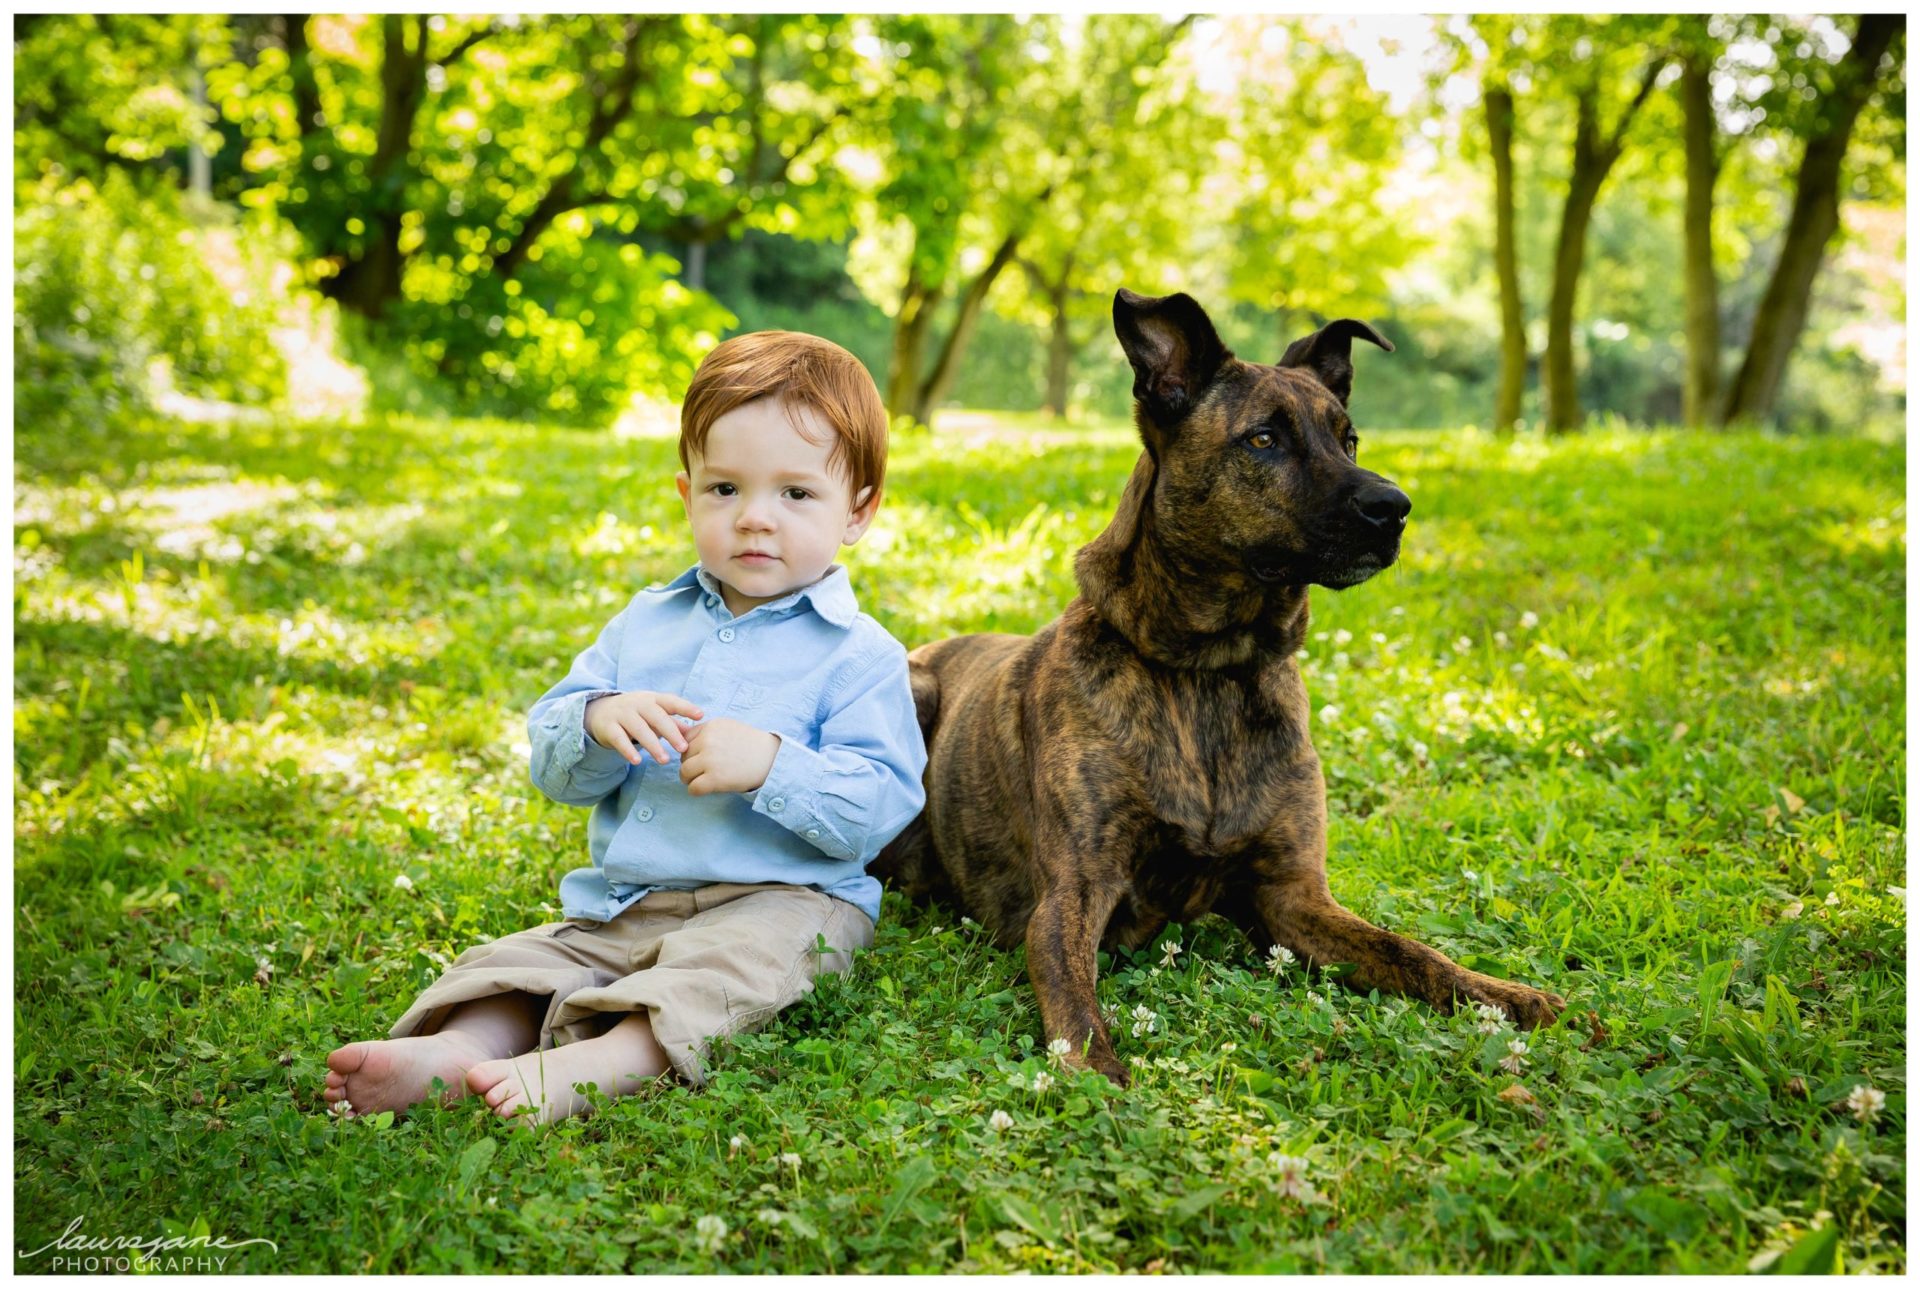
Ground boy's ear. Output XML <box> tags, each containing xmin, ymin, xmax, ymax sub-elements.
<box><xmin>675</xmin><ymin>471</ymin><xmax>693</xmax><ymax>516</ymax></box>
<box><xmin>843</xmin><ymin>484</ymin><xmax>880</xmax><ymax>545</ymax></box>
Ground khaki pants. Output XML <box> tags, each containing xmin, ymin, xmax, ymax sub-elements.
<box><xmin>389</xmin><ymin>882</ymin><xmax>875</xmax><ymax>1086</ymax></box>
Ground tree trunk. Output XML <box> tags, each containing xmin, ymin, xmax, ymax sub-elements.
<box><xmin>682</xmin><ymin>239</ymin><xmax>708</xmax><ymax>293</ymax></box>
<box><xmin>1486</xmin><ymin>82</ymin><xmax>1526</xmax><ymax>432</ymax></box>
<box><xmin>1045</xmin><ymin>276</ymin><xmax>1073</xmax><ymax>420</ymax></box>
<box><xmin>282</xmin><ymin>15</ymin><xmax>322</xmax><ymax>136</ymax></box>
<box><xmin>1681</xmin><ymin>54</ymin><xmax>1720</xmax><ymax>428</ymax></box>
<box><xmin>914</xmin><ymin>228</ymin><xmax>1024</xmax><ymax>425</ymax></box>
<box><xmin>1722</xmin><ymin>15</ymin><xmax>1899</xmax><ymax>426</ymax></box>
<box><xmin>187</xmin><ymin>61</ymin><xmax>211</xmax><ymax>198</ymax></box>
<box><xmin>1544</xmin><ymin>158</ymin><xmax>1603</xmax><ymax>434</ymax></box>
<box><xmin>325</xmin><ymin>15</ymin><xmax>426</xmax><ymax>318</ymax></box>
<box><xmin>1543</xmin><ymin>61</ymin><xmax>1664</xmax><ymax>433</ymax></box>
<box><xmin>887</xmin><ymin>261</ymin><xmax>938</xmax><ymax>420</ymax></box>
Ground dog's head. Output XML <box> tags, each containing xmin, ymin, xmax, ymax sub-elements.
<box><xmin>1111</xmin><ymin>287</ymin><xmax>1407</xmax><ymax>591</ymax></box>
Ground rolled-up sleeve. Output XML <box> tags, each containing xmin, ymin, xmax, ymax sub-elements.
<box><xmin>528</xmin><ymin>602</ymin><xmax>635</xmax><ymax>806</ymax></box>
<box><xmin>750</xmin><ymin>643</ymin><xmax>927</xmax><ymax>863</ymax></box>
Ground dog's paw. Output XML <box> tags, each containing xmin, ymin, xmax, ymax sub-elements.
<box><xmin>1465</xmin><ymin>980</ymin><xmax>1566</xmax><ymax>1031</ymax></box>
<box><xmin>1077</xmin><ymin>1053</ymin><xmax>1131</xmax><ymax>1089</ymax></box>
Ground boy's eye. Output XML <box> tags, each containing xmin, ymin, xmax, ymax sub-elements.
<box><xmin>710</xmin><ymin>482</ymin><xmax>736</xmax><ymax>496</ymax></box>
<box><xmin>783</xmin><ymin>487</ymin><xmax>812</xmax><ymax>501</ymax></box>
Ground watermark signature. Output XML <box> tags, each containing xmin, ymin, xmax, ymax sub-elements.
<box><xmin>19</xmin><ymin>1215</ymin><xmax>279</xmax><ymax>1273</ymax></box>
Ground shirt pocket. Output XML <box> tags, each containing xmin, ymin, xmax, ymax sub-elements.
<box><xmin>729</xmin><ymin>680</ymin><xmax>820</xmax><ymax>747</ymax></box>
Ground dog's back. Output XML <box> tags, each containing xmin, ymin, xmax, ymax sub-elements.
<box><xmin>871</xmin><ymin>631</ymin><xmax>1036</xmax><ymax>918</ymax></box>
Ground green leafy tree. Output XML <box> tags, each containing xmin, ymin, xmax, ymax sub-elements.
<box><xmin>1207</xmin><ymin>18</ymin><xmax>1412</xmax><ymax>351</ymax></box>
<box><xmin>855</xmin><ymin>15</ymin><xmax>1059</xmax><ymax>426</ymax></box>
<box><xmin>997</xmin><ymin>15</ymin><xmax>1204</xmax><ymax>419</ymax></box>
<box><xmin>1721</xmin><ymin>14</ymin><xmax>1904</xmax><ymax>425</ymax></box>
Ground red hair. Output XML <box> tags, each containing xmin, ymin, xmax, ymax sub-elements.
<box><xmin>680</xmin><ymin>331</ymin><xmax>889</xmax><ymax>500</ymax></box>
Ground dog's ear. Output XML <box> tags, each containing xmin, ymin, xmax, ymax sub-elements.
<box><xmin>1279</xmin><ymin>319</ymin><xmax>1393</xmax><ymax>406</ymax></box>
<box><xmin>1113</xmin><ymin>288</ymin><xmax>1232</xmax><ymax>428</ymax></box>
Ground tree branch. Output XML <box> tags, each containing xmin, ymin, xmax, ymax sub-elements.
<box><xmin>1601</xmin><ymin>55</ymin><xmax>1668</xmax><ymax>164</ymax></box>
<box><xmin>435</xmin><ymin>20</ymin><xmax>497</xmax><ymax>68</ymax></box>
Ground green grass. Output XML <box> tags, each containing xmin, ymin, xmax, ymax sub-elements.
<box><xmin>14</xmin><ymin>407</ymin><xmax>1905</xmax><ymax>1273</ymax></box>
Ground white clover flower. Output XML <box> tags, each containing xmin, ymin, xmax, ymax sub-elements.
<box><xmin>728</xmin><ymin>1134</ymin><xmax>747</xmax><ymax>1157</ymax></box>
<box><xmin>1475</xmin><ymin>1002</ymin><xmax>1507</xmax><ymax>1035</ymax></box>
<box><xmin>1031</xmin><ymin>1071</ymin><xmax>1055</xmax><ymax>1095</ymax></box>
<box><xmin>989</xmin><ymin>1108</ymin><xmax>1014</xmax><ymax>1132</ymax></box>
<box><xmin>1306</xmin><ymin>991</ymin><xmax>1326</xmax><ymax>1008</ymax></box>
<box><xmin>1371</xmin><ymin>631</ymin><xmax>1388</xmax><ymax>644</ymax></box>
<box><xmin>1333</xmin><ymin>628</ymin><xmax>1353</xmax><ymax>646</ymax></box>
<box><xmin>1825</xmin><ymin>891</ymin><xmax>1841</xmax><ymax>907</ymax></box>
<box><xmin>1455</xmin><ymin>636</ymin><xmax>1473</xmax><ymax>652</ymax></box>
<box><xmin>1160</xmin><ymin>940</ymin><xmax>1184</xmax><ymax>969</ymax></box>
<box><xmin>694</xmin><ymin>1214</ymin><xmax>728</xmax><ymax>1255</ymax></box>
<box><xmin>779</xmin><ymin>1152</ymin><xmax>802</xmax><ymax>1169</ymax></box>
<box><xmin>1130</xmin><ymin>1004</ymin><xmax>1158</xmax><ymax>1038</ymax></box>
<box><xmin>1462</xmin><ymin>868</ymin><xmax>1479</xmax><ymax>884</ymax></box>
<box><xmin>1220</xmin><ymin>1042</ymin><xmax>1238</xmax><ymax>1054</ymax></box>
<box><xmin>1411</xmin><ymin>740</ymin><xmax>1429</xmax><ymax>763</ymax></box>
<box><xmin>1267</xmin><ymin>1153</ymin><xmax>1316</xmax><ymax>1201</ymax></box>
<box><xmin>1519</xmin><ymin>611</ymin><xmax>1539</xmax><ymax>629</ymax></box>
<box><xmin>1267</xmin><ymin>944</ymin><xmax>1295</xmax><ymax>975</ymax></box>
<box><xmin>393</xmin><ymin>873</ymin><xmax>414</xmax><ymax>891</ymax></box>
<box><xmin>1318</xmin><ymin>704</ymin><xmax>1340</xmax><ymax>724</ymax></box>
<box><xmin>1494</xmin><ymin>631</ymin><xmax>1510</xmax><ymax>647</ymax></box>
<box><xmin>1847</xmin><ymin>1085</ymin><xmax>1886</xmax><ymax>1123</ymax></box>
<box><xmin>1101</xmin><ymin>1002</ymin><xmax>1121</xmax><ymax>1027</ymax></box>
<box><xmin>1499</xmin><ymin>1038</ymin><xmax>1529</xmax><ymax>1075</ymax></box>
<box><xmin>1781</xmin><ymin>901</ymin><xmax>1804</xmax><ymax>921</ymax></box>
<box><xmin>1047</xmin><ymin>1037</ymin><xmax>1072</xmax><ymax>1066</ymax></box>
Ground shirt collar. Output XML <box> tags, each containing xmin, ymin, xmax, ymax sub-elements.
<box><xmin>666</xmin><ymin>562</ymin><xmax>859</xmax><ymax>629</ymax></box>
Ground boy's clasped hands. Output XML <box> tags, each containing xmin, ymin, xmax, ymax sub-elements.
<box><xmin>585</xmin><ymin>691</ymin><xmax>779</xmax><ymax>795</ymax></box>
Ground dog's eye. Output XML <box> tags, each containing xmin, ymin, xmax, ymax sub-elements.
<box><xmin>1344</xmin><ymin>434</ymin><xmax>1359</xmax><ymax>457</ymax></box>
<box><xmin>1248</xmin><ymin>429</ymin><xmax>1277</xmax><ymax>451</ymax></box>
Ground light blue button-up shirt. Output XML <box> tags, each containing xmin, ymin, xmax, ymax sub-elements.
<box><xmin>527</xmin><ymin>562</ymin><xmax>927</xmax><ymax>926</ymax></box>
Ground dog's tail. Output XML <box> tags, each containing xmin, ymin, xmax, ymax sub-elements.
<box><xmin>908</xmin><ymin>660</ymin><xmax>940</xmax><ymax>740</ymax></box>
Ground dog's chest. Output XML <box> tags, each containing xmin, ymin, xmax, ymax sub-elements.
<box><xmin>1122</xmin><ymin>665</ymin><xmax>1308</xmax><ymax>853</ymax></box>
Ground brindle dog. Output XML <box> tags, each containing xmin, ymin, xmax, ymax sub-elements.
<box><xmin>873</xmin><ymin>288</ymin><xmax>1565</xmax><ymax>1086</ymax></box>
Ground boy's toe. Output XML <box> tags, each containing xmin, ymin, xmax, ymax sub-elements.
<box><xmin>463</xmin><ymin>1059</ymin><xmax>503</xmax><ymax>1098</ymax></box>
<box><xmin>326</xmin><ymin>1041</ymin><xmax>371</xmax><ymax>1075</ymax></box>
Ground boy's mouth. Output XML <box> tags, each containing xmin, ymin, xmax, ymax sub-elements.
<box><xmin>735</xmin><ymin>551</ymin><xmax>778</xmax><ymax>565</ymax></box>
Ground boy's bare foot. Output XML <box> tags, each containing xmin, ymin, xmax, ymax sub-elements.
<box><xmin>323</xmin><ymin>1031</ymin><xmax>493</xmax><ymax>1117</ymax></box>
<box><xmin>464</xmin><ymin>1017</ymin><xmax>667</xmax><ymax>1127</ymax></box>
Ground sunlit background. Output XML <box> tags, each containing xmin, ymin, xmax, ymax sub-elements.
<box><xmin>12</xmin><ymin>15</ymin><xmax>1909</xmax><ymax>1274</ymax></box>
<box><xmin>14</xmin><ymin>14</ymin><xmax>1907</xmax><ymax>437</ymax></box>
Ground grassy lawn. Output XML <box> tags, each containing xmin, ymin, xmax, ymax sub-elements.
<box><xmin>13</xmin><ymin>407</ymin><xmax>1905</xmax><ymax>1273</ymax></box>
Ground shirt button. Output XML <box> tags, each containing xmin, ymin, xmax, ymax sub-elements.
<box><xmin>718</xmin><ymin>627</ymin><xmax>735</xmax><ymax>643</ymax></box>
<box><xmin>805</xmin><ymin>828</ymin><xmax>821</xmax><ymax>840</ymax></box>
<box><xmin>768</xmin><ymin>796</ymin><xmax>785</xmax><ymax>811</ymax></box>
<box><xmin>636</xmin><ymin>806</ymin><xmax>655</xmax><ymax>821</ymax></box>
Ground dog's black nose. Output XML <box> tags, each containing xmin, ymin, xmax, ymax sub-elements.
<box><xmin>1350</xmin><ymin>483</ymin><xmax>1411</xmax><ymax>531</ymax></box>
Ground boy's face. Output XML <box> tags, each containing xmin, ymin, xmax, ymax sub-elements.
<box><xmin>676</xmin><ymin>396</ymin><xmax>879</xmax><ymax>617</ymax></box>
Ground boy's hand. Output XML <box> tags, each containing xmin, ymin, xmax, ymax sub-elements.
<box><xmin>679</xmin><ymin>718</ymin><xmax>780</xmax><ymax>796</ymax></box>
<box><xmin>585</xmin><ymin>691</ymin><xmax>705</xmax><ymax>766</ymax></box>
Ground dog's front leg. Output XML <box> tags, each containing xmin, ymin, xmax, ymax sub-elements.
<box><xmin>1251</xmin><ymin>877</ymin><xmax>1566</xmax><ymax>1029</ymax></box>
<box><xmin>1025</xmin><ymin>876</ymin><xmax>1130</xmax><ymax>1086</ymax></box>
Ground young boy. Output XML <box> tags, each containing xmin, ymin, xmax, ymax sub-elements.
<box><xmin>324</xmin><ymin>332</ymin><xmax>926</xmax><ymax>1125</ymax></box>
